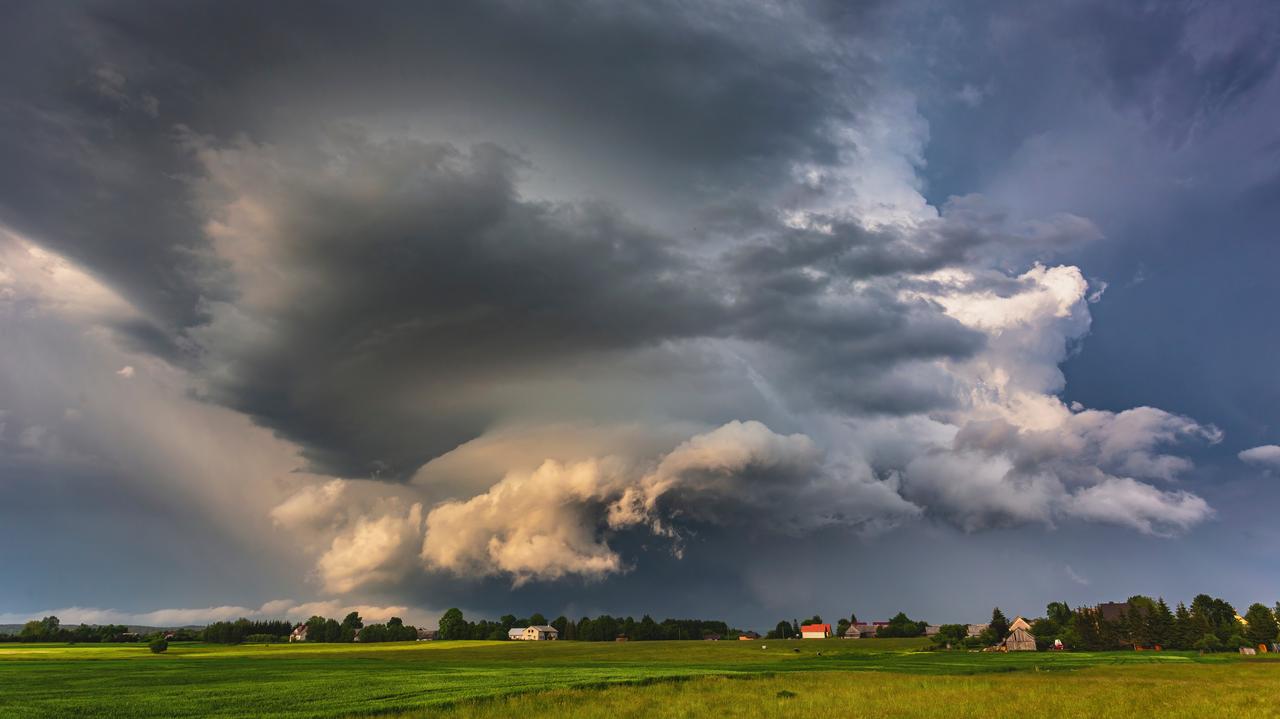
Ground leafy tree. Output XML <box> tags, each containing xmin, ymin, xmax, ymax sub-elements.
<box><xmin>1244</xmin><ymin>603</ymin><xmax>1279</xmax><ymax>647</ymax></box>
<box><xmin>1069</xmin><ymin>607</ymin><xmax>1103</xmax><ymax>651</ymax></box>
<box><xmin>1190</xmin><ymin>594</ymin><xmax>1237</xmax><ymax>643</ymax></box>
<box><xmin>1046</xmin><ymin>602</ymin><xmax>1072</xmax><ymax>627</ymax></box>
<box><xmin>772</xmin><ymin>621</ymin><xmax>795</xmax><ymax>639</ymax></box>
<box><xmin>791</xmin><ymin>619</ymin><xmax>801</xmax><ymax>637</ymax></box>
<box><xmin>438</xmin><ymin>608</ymin><xmax>466</xmax><ymax>640</ymax></box>
<box><xmin>341</xmin><ymin>612</ymin><xmax>363</xmax><ymax>630</ymax></box>
<box><xmin>149</xmin><ymin>639</ymin><xmax>168</xmax><ymax>653</ymax></box>
<box><xmin>1194</xmin><ymin>632</ymin><xmax>1220</xmax><ymax>652</ymax></box>
<box><xmin>931</xmin><ymin>624</ymin><xmax>968</xmax><ymax>648</ymax></box>
<box><xmin>529</xmin><ymin>613</ymin><xmax>547</xmax><ymax>626</ymax></box>
<box><xmin>836</xmin><ymin>618</ymin><xmax>851</xmax><ymax>638</ymax></box>
<box><xmin>878</xmin><ymin>612</ymin><xmax>926</xmax><ymax>638</ymax></box>
<box><xmin>803</xmin><ymin>616</ymin><xmax>823</xmax><ymax>626</ymax></box>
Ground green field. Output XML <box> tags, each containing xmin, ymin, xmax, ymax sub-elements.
<box><xmin>0</xmin><ymin>639</ymin><xmax>1275</xmax><ymax>718</ymax></box>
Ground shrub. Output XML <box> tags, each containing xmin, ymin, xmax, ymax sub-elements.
<box><xmin>149</xmin><ymin>639</ymin><xmax>168</xmax><ymax>654</ymax></box>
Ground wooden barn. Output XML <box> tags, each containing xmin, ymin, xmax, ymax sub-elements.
<box><xmin>1004</xmin><ymin>627</ymin><xmax>1037</xmax><ymax>651</ymax></box>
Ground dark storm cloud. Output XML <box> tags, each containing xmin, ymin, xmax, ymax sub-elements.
<box><xmin>4</xmin><ymin>0</ymin><xmax>989</xmax><ymax>480</ymax></box>
<box><xmin>4</xmin><ymin>0</ymin><xmax>1268</xmax><ymax>619</ymax></box>
<box><xmin>182</xmin><ymin>126</ymin><xmax>994</xmax><ymax>479</ymax></box>
<box><xmin>185</xmin><ymin>134</ymin><xmax>730</xmax><ymax>479</ymax></box>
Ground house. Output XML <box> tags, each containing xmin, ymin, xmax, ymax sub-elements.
<box><xmin>511</xmin><ymin>625</ymin><xmax>559</xmax><ymax>641</ymax></box>
<box><xmin>800</xmin><ymin>623</ymin><xmax>831</xmax><ymax>639</ymax></box>
<box><xmin>1096</xmin><ymin>602</ymin><xmax>1151</xmax><ymax>623</ymax></box>
<box><xmin>850</xmin><ymin>623</ymin><xmax>879</xmax><ymax>638</ymax></box>
<box><xmin>1003</xmin><ymin>627</ymin><xmax>1037</xmax><ymax>651</ymax></box>
<box><xmin>416</xmin><ymin>629</ymin><xmax>437</xmax><ymax>641</ymax></box>
<box><xmin>842</xmin><ymin>625</ymin><xmax>861</xmax><ymax>639</ymax></box>
<box><xmin>289</xmin><ymin>624</ymin><xmax>307</xmax><ymax>642</ymax></box>
<box><xmin>923</xmin><ymin>625</ymin><xmax>941</xmax><ymax>637</ymax></box>
<box><xmin>1009</xmin><ymin>616</ymin><xmax>1032</xmax><ymax>632</ymax></box>
<box><xmin>966</xmin><ymin>624</ymin><xmax>988</xmax><ymax>638</ymax></box>
<box><xmin>738</xmin><ymin>631</ymin><xmax>760</xmax><ymax>640</ymax></box>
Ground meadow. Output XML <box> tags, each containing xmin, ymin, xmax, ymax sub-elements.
<box><xmin>0</xmin><ymin>639</ymin><xmax>1275</xmax><ymax>718</ymax></box>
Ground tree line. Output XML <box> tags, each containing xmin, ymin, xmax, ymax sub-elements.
<box><xmin>926</xmin><ymin>594</ymin><xmax>1280</xmax><ymax>651</ymax></box>
<box><xmin>766</xmin><ymin>611</ymin><xmax>928</xmax><ymax>639</ymax></box>
<box><xmin>206</xmin><ymin>612</ymin><xmax>419</xmax><ymax>644</ymax></box>
<box><xmin>8</xmin><ymin>593</ymin><xmax>1278</xmax><ymax>651</ymax></box>
<box><xmin>0</xmin><ymin>616</ymin><xmax>202</xmax><ymax>644</ymax></box>
<box><xmin>437</xmin><ymin>608</ymin><xmax>738</xmax><ymax>641</ymax></box>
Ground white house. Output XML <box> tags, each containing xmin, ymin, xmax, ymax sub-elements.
<box><xmin>510</xmin><ymin>625</ymin><xmax>559</xmax><ymax>641</ymax></box>
<box><xmin>800</xmin><ymin>623</ymin><xmax>831</xmax><ymax>639</ymax></box>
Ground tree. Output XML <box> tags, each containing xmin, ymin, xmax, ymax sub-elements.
<box><xmin>848</xmin><ymin>611</ymin><xmax>858</xmax><ymax>626</ymax></box>
<box><xmin>932</xmin><ymin>624</ymin><xmax>968</xmax><ymax>648</ymax></box>
<box><xmin>1244</xmin><ymin>603</ymin><xmax>1279</xmax><ymax>647</ymax></box>
<box><xmin>149</xmin><ymin>639</ymin><xmax>168</xmax><ymax>654</ymax></box>
<box><xmin>529</xmin><ymin>613</ymin><xmax>547</xmax><ymax>626</ymax></box>
<box><xmin>772</xmin><ymin>621</ymin><xmax>795</xmax><ymax>640</ymax></box>
<box><xmin>1172</xmin><ymin>603</ymin><xmax>1194</xmax><ymax>650</ymax></box>
<box><xmin>1149</xmin><ymin>599</ymin><xmax>1174</xmax><ymax>647</ymax></box>
<box><xmin>342</xmin><ymin>612</ymin><xmax>363</xmax><ymax>630</ymax></box>
<box><xmin>1194</xmin><ymin>633</ymin><xmax>1220</xmax><ymax>652</ymax></box>
<box><xmin>304</xmin><ymin>615</ymin><xmax>327</xmax><ymax>643</ymax></box>
<box><xmin>20</xmin><ymin>616</ymin><xmax>61</xmax><ymax>642</ymax></box>
<box><xmin>803</xmin><ymin>616</ymin><xmax>823</xmax><ymax>626</ymax></box>
<box><xmin>438</xmin><ymin>608</ymin><xmax>466</xmax><ymax>640</ymax></box>
<box><xmin>1046</xmin><ymin>602</ymin><xmax>1072</xmax><ymax>627</ymax></box>
<box><xmin>989</xmin><ymin>608</ymin><xmax>1009</xmax><ymax>641</ymax></box>
<box><xmin>836</xmin><ymin>618</ymin><xmax>851</xmax><ymax>638</ymax></box>
<box><xmin>878</xmin><ymin>612</ymin><xmax>926</xmax><ymax>638</ymax></box>
<box><xmin>791</xmin><ymin>619</ymin><xmax>800</xmax><ymax>637</ymax></box>
<box><xmin>1070</xmin><ymin>607</ymin><xmax>1103</xmax><ymax>651</ymax></box>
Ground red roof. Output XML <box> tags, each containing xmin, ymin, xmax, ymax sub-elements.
<box><xmin>800</xmin><ymin>623</ymin><xmax>831</xmax><ymax>633</ymax></box>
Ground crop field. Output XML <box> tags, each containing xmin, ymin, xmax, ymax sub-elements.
<box><xmin>0</xmin><ymin>639</ymin><xmax>1276</xmax><ymax>718</ymax></box>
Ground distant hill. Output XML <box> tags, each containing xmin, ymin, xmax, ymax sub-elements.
<box><xmin>0</xmin><ymin>624</ymin><xmax>204</xmax><ymax>636</ymax></box>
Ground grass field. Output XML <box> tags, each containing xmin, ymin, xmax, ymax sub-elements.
<box><xmin>0</xmin><ymin>639</ymin><xmax>1275</xmax><ymax>718</ymax></box>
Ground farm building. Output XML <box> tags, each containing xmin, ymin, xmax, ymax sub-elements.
<box><xmin>849</xmin><ymin>623</ymin><xmax>881</xmax><ymax>638</ymax></box>
<box><xmin>416</xmin><ymin>629</ymin><xmax>437</xmax><ymax>641</ymax></box>
<box><xmin>924</xmin><ymin>625</ymin><xmax>941</xmax><ymax>636</ymax></box>
<box><xmin>842</xmin><ymin>625</ymin><xmax>861</xmax><ymax>639</ymax></box>
<box><xmin>1003</xmin><ymin>627</ymin><xmax>1037</xmax><ymax>651</ymax></box>
<box><xmin>510</xmin><ymin>625</ymin><xmax>559</xmax><ymax>641</ymax></box>
<box><xmin>966</xmin><ymin>623</ymin><xmax>988</xmax><ymax>638</ymax></box>
<box><xmin>1097</xmin><ymin>602</ymin><xmax>1149</xmax><ymax>622</ymax></box>
<box><xmin>1009</xmin><ymin>616</ymin><xmax>1032</xmax><ymax>632</ymax></box>
<box><xmin>738</xmin><ymin>631</ymin><xmax>760</xmax><ymax>640</ymax></box>
<box><xmin>289</xmin><ymin>625</ymin><xmax>307</xmax><ymax>642</ymax></box>
<box><xmin>800</xmin><ymin>623</ymin><xmax>832</xmax><ymax>639</ymax></box>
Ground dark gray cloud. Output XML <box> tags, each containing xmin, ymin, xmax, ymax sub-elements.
<box><xmin>2</xmin><ymin>0</ymin><xmax>1273</xmax><ymax>622</ymax></box>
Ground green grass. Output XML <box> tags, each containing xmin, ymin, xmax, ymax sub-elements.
<box><xmin>0</xmin><ymin>639</ymin><xmax>1273</xmax><ymax>718</ymax></box>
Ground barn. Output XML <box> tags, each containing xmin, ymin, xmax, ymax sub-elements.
<box><xmin>1004</xmin><ymin>627</ymin><xmax>1037</xmax><ymax>651</ymax></box>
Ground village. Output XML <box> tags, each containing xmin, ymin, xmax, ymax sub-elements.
<box><xmin>272</xmin><ymin>595</ymin><xmax>1280</xmax><ymax>656</ymax></box>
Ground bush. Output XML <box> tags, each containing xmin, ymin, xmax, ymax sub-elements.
<box><xmin>149</xmin><ymin>639</ymin><xmax>168</xmax><ymax>654</ymax></box>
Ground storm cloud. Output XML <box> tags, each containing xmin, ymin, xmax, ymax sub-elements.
<box><xmin>3</xmin><ymin>0</ymin><xmax>1277</xmax><ymax>624</ymax></box>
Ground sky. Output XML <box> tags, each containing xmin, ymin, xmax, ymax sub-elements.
<box><xmin>2</xmin><ymin>0</ymin><xmax>1279</xmax><ymax>631</ymax></box>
